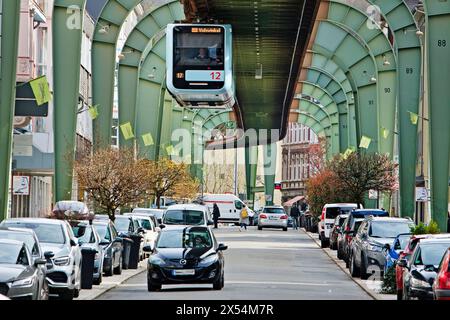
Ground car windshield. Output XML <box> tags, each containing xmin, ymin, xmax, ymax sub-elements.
<box><xmin>416</xmin><ymin>242</ymin><xmax>450</xmax><ymax>266</ymax></box>
<box><xmin>114</xmin><ymin>218</ymin><xmax>131</xmax><ymax>233</ymax></box>
<box><xmin>394</xmin><ymin>234</ymin><xmax>412</xmax><ymax>250</ymax></box>
<box><xmin>133</xmin><ymin>209</ymin><xmax>164</xmax><ymax>219</ymax></box>
<box><xmin>0</xmin><ymin>231</ymin><xmax>37</xmax><ymax>255</ymax></box>
<box><xmin>2</xmin><ymin>222</ymin><xmax>65</xmax><ymax>244</ymax></box>
<box><xmin>263</xmin><ymin>208</ymin><xmax>285</xmax><ymax>214</ymax></box>
<box><xmin>157</xmin><ymin>229</ymin><xmax>212</xmax><ymax>249</ymax></box>
<box><xmin>353</xmin><ymin>211</ymin><xmax>388</xmax><ymax>218</ymax></box>
<box><xmin>326</xmin><ymin>207</ymin><xmax>353</xmax><ymax>219</ymax></box>
<box><xmin>369</xmin><ymin>222</ymin><xmax>413</xmax><ymax>238</ymax></box>
<box><xmin>0</xmin><ymin>243</ymin><xmax>26</xmax><ymax>265</ymax></box>
<box><xmin>352</xmin><ymin>220</ymin><xmax>364</xmax><ymax>231</ymax></box>
<box><xmin>136</xmin><ymin>218</ymin><xmax>152</xmax><ymax>230</ymax></box>
<box><xmin>163</xmin><ymin>210</ymin><xmax>205</xmax><ymax>225</ymax></box>
<box><xmin>71</xmin><ymin>223</ymin><xmax>96</xmax><ymax>244</ymax></box>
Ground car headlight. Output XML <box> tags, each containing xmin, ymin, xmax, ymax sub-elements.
<box><xmin>53</xmin><ymin>256</ymin><xmax>71</xmax><ymax>266</ymax></box>
<box><xmin>411</xmin><ymin>277</ymin><xmax>431</xmax><ymax>288</ymax></box>
<box><xmin>149</xmin><ymin>256</ymin><xmax>166</xmax><ymax>266</ymax></box>
<box><xmin>11</xmin><ymin>277</ymin><xmax>34</xmax><ymax>287</ymax></box>
<box><xmin>367</xmin><ymin>243</ymin><xmax>383</xmax><ymax>252</ymax></box>
<box><xmin>198</xmin><ymin>254</ymin><xmax>218</xmax><ymax>267</ymax></box>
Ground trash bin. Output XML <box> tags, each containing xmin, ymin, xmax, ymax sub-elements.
<box><xmin>128</xmin><ymin>234</ymin><xmax>143</xmax><ymax>269</ymax></box>
<box><xmin>80</xmin><ymin>247</ymin><xmax>97</xmax><ymax>290</ymax></box>
<box><xmin>305</xmin><ymin>215</ymin><xmax>312</xmax><ymax>232</ymax></box>
<box><xmin>121</xmin><ymin>237</ymin><xmax>133</xmax><ymax>270</ymax></box>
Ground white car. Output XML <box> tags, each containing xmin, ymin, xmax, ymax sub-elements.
<box><xmin>257</xmin><ymin>206</ymin><xmax>289</xmax><ymax>231</ymax></box>
<box><xmin>161</xmin><ymin>204</ymin><xmax>214</xmax><ymax>228</ymax></box>
<box><xmin>318</xmin><ymin>203</ymin><xmax>360</xmax><ymax>248</ymax></box>
<box><xmin>124</xmin><ymin>213</ymin><xmax>160</xmax><ymax>257</ymax></box>
<box><xmin>132</xmin><ymin>208</ymin><xmax>165</xmax><ymax>224</ymax></box>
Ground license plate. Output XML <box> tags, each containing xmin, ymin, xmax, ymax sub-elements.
<box><xmin>172</xmin><ymin>269</ymin><xmax>195</xmax><ymax>276</ymax></box>
<box><xmin>269</xmin><ymin>216</ymin><xmax>278</xmax><ymax>220</ymax></box>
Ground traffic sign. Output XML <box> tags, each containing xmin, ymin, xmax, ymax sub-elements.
<box><xmin>12</xmin><ymin>176</ymin><xmax>30</xmax><ymax>196</ymax></box>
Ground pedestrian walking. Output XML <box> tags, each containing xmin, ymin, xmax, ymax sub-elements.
<box><xmin>239</xmin><ymin>204</ymin><xmax>250</xmax><ymax>231</ymax></box>
<box><xmin>290</xmin><ymin>204</ymin><xmax>300</xmax><ymax>230</ymax></box>
<box><xmin>212</xmin><ymin>203</ymin><xmax>221</xmax><ymax>229</ymax></box>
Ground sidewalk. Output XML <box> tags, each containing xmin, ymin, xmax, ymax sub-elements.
<box><xmin>304</xmin><ymin>229</ymin><xmax>396</xmax><ymax>300</ymax></box>
<box><xmin>75</xmin><ymin>261</ymin><xmax>146</xmax><ymax>300</ymax></box>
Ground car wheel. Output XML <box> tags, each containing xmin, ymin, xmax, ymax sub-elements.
<box><xmin>397</xmin><ymin>290</ymin><xmax>403</xmax><ymax>301</ymax></box>
<box><xmin>337</xmin><ymin>246</ymin><xmax>343</xmax><ymax>260</ymax></box>
<box><xmin>320</xmin><ymin>239</ymin><xmax>328</xmax><ymax>248</ymax></box>
<box><xmin>258</xmin><ymin>226</ymin><xmax>262</xmax><ymax>231</ymax></box>
<box><xmin>402</xmin><ymin>286</ymin><xmax>410</xmax><ymax>300</ymax></box>
<box><xmin>350</xmin><ymin>253</ymin><xmax>360</xmax><ymax>277</ymax></box>
<box><xmin>283</xmin><ymin>227</ymin><xmax>288</xmax><ymax>232</ymax></box>
<box><xmin>360</xmin><ymin>254</ymin><xmax>368</xmax><ymax>280</ymax></box>
<box><xmin>73</xmin><ymin>288</ymin><xmax>80</xmax><ymax>298</ymax></box>
<box><xmin>39</xmin><ymin>280</ymin><xmax>49</xmax><ymax>300</ymax></box>
<box><xmin>213</xmin><ymin>274</ymin><xmax>224</xmax><ymax>290</ymax></box>
<box><xmin>147</xmin><ymin>277</ymin><xmax>161</xmax><ymax>292</ymax></box>
<box><xmin>93</xmin><ymin>272</ymin><xmax>102</xmax><ymax>285</ymax></box>
<box><xmin>114</xmin><ymin>255</ymin><xmax>123</xmax><ymax>275</ymax></box>
<box><xmin>105</xmin><ymin>259</ymin><xmax>113</xmax><ymax>276</ymax></box>
<box><xmin>60</xmin><ymin>290</ymin><xmax>74</xmax><ymax>300</ymax></box>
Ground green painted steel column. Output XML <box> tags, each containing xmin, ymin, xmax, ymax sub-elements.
<box><xmin>423</xmin><ymin>0</ymin><xmax>450</xmax><ymax>230</ymax></box>
<box><xmin>245</xmin><ymin>146</ymin><xmax>258</xmax><ymax>208</ymax></box>
<box><xmin>263</xmin><ymin>143</ymin><xmax>277</xmax><ymax>206</ymax></box>
<box><xmin>53</xmin><ymin>0</ymin><xmax>87</xmax><ymax>202</ymax></box>
<box><xmin>0</xmin><ymin>0</ymin><xmax>21</xmax><ymax>220</ymax></box>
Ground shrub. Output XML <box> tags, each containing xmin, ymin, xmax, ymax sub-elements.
<box><xmin>410</xmin><ymin>220</ymin><xmax>441</xmax><ymax>235</ymax></box>
<box><xmin>380</xmin><ymin>265</ymin><xmax>396</xmax><ymax>294</ymax></box>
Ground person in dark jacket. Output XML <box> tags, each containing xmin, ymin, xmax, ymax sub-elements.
<box><xmin>290</xmin><ymin>205</ymin><xmax>300</xmax><ymax>230</ymax></box>
<box><xmin>212</xmin><ymin>203</ymin><xmax>221</xmax><ymax>229</ymax></box>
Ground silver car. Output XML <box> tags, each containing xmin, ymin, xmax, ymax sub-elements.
<box><xmin>1</xmin><ymin>218</ymin><xmax>82</xmax><ymax>300</ymax></box>
<box><xmin>257</xmin><ymin>206</ymin><xmax>289</xmax><ymax>231</ymax></box>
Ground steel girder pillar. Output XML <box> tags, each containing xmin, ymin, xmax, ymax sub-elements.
<box><xmin>308</xmin><ymin>51</ymin><xmax>359</xmax><ymax>148</ymax></box>
<box><xmin>245</xmin><ymin>146</ymin><xmax>258</xmax><ymax>208</ymax></box>
<box><xmin>263</xmin><ymin>143</ymin><xmax>277</xmax><ymax>206</ymax></box>
<box><xmin>423</xmin><ymin>1</ymin><xmax>450</xmax><ymax>230</ymax></box>
<box><xmin>326</xmin><ymin>1</ymin><xmax>398</xmax><ymax>158</ymax></box>
<box><xmin>313</xmin><ymin>21</ymin><xmax>379</xmax><ymax>153</ymax></box>
<box><xmin>118</xmin><ymin>0</ymin><xmax>183</xmax><ymax>149</ymax></box>
<box><xmin>91</xmin><ymin>0</ymin><xmax>141</xmax><ymax>149</ymax></box>
<box><xmin>302</xmin><ymin>66</ymin><xmax>352</xmax><ymax>151</ymax></box>
<box><xmin>0</xmin><ymin>0</ymin><xmax>21</xmax><ymax>220</ymax></box>
<box><xmin>366</xmin><ymin>0</ymin><xmax>422</xmax><ymax>217</ymax></box>
<box><xmin>297</xmin><ymin>81</ymin><xmax>341</xmax><ymax>153</ymax></box>
<box><xmin>53</xmin><ymin>0</ymin><xmax>87</xmax><ymax>202</ymax></box>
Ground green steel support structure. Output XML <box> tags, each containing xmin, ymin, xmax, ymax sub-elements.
<box><xmin>53</xmin><ymin>0</ymin><xmax>87</xmax><ymax>202</ymax></box>
<box><xmin>263</xmin><ymin>143</ymin><xmax>277</xmax><ymax>206</ymax></box>
<box><xmin>0</xmin><ymin>0</ymin><xmax>21</xmax><ymax>220</ymax></box>
<box><xmin>245</xmin><ymin>146</ymin><xmax>258</xmax><ymax>208</ymax></box>
<box><xmin>423</xmin><ymin>0</ymin><xmax>450</xmax><ymax>230</ymax></box>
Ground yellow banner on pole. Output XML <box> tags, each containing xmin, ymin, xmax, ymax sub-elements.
<box><xmin>29</xmin><ymin>76</ymin><xmax>52</xmax><ymax>106</ymax></box>
<box><xmin>381</xmin><ymin>127</ymin><xmax>389</xmax><ymax>139</ymax></box>
<box><xmin>88</xmin><ymin>105</ymin><xmax>99</xmax><ymax>119</ymax></box>
<box><xmin>342</xmin><ymin>148</ymin><xmax>354</xmax><ymax>159</ymax></box>
<box><xmin>409</xmin><ymin>111</ymin><xmax>419</xmax><ymax>125</ymax></box>
<box><xmin>142</xmin><ymin>133</ymin><xmax>154</xmax><ymax>146</ymax></box>
<box><xmin>359</xmin><ymin>135</ymin><xmax>372</xmax><ymax>149</ymax></box>
<box><xmin>120</xmin><ymin>122</ymin><xmax>135</xmax><ymax>140</ymax></box>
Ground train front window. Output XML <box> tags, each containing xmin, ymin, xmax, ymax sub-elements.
<box><xmin>174</xmin><ymin>31</ymin><xmax>224</xmax><ymax>68</ymax></box>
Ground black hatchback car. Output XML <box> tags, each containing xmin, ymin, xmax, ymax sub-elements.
<box><xmin>145</xmin><ymin>226</ymin><xmax>227</xmax><ymax>291</ymax></box>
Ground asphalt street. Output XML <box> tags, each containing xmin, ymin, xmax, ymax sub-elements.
<box><xmin>96</xmin><ymin>226</ymin><xmax>372</xmax><ymax>300</ymax></box>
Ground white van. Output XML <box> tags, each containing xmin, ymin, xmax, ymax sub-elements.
<box><xmin>201</xmin><ymin>194</ymin><xmax>246</xmax><ymax>223</ymax></box>
<box><xmin>318</xmin><ymin>203</ymin><xmax>360</xmax><ymax>248</ymax></box>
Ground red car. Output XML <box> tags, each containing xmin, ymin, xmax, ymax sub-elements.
<box><xmin>433</xmin><ymin>248</ymin><xmax>450</xmax><ymax>300</ymax></box>
<box><xmin>396</xmin><ymin>234</ymin><xmax>450</xmax><ymax>300</ymax></box>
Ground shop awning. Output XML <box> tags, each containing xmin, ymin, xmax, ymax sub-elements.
<box><xmin>283</xmin><ymin>196</ymin><xmax>305</xmax><ymax>207</ymax></box>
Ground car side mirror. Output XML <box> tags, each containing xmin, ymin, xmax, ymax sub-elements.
<box><xmin>44</xmin><ymin>251</ymin><xmax>54</xmax><ymax>259</ymax></box>
<box><xmin>384</xmin><ymin>244</ymin><xmax>391</xmax><ymax>250</ymax></box>
<box><xmin>100</xmin><ymin>240</ymin><xmax>110</xmax><ymax>246</ymax></box>
<box><xmin>157</xmin><ymin>218</ymin><xmax>162</xmax><ymax>224</ymax></box>
<box><xmin>34</xmin><ymin>258</ymin><xmax>47</xmax><ymax>266</ymax></box>
<box><xmin>159</xmin><ymin>224</ymin><xmax>166</xmax><ymax>229</ymax></box>
<box><xmin>217</xmin><ymin>243</ymin><xmax>228</xmax><ymax>251</ymax></box>
<box><xmin>155</xmin><ymin>227</ymin><xmax>161</xmax><ymax>232</ymax></box>
<box><xmin>397</xmin><ymin>259</ymin><xmax>408</xmax><ymax>268</ymax></box>
<box><xmin>143</xmin><ymin>245</ymin><xmax>153</xmax><ymax>253</ymax></box>
<box><xmin>70</xmin><ymin>239</ymin><xmax>78</xmax><ymax>246</ymax></box>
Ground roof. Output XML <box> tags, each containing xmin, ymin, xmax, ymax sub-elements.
<box><xmin>367</xmin><ymin>217</ymin><xmax>412</xmax><ymax>223</ymax></box>
<box><xmin>283</xmin><ymin>196</ymin><xmax>305</xmax><ymax>207</ymax></box>
<box><xmin>325</xmin><ymin>203</ymin><xmax>358</xmax><ymax>208</ymax></box>
<box><xmin>0</xmin><ymin>238</ymin><xmax>25</xmax><ymax>246</ymax></box>
<box><xmin>160</xmin><ymin>225</ymin><xmax>209</xmax><ymax>232</ymax></box>
<box><xmin>133</xmin><ymin>208</ymin><xmax>164</xmax><ymax>212</ymax></box>
<box><xmin>4</xmin><ymin>218</ymin><xmax>65</xmax><ymax>225</ymax></box>
<box><xmin>419</xmin><ymin>238</ymin><xmax>450</xmax><ymax>245</ymax></box>
<box><xmin>165</xmin><ymin>204</ymin><xmax>208</xmax><ymax>211</ymax></box>
<box><xmin>0</xmin><ymin>227</ymin><xmax>36</xmax><ymax>235</ymax></box>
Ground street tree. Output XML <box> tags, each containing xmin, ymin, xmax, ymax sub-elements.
<box><xmin>328</xmin><ymin>152</ymin><xmax>397</xmax><ymax>207</ymax></box>
<box><xmin>74</xmin><ymin>148</ymin><xmax>149</xmax><ymax>221</ymax></box>
<box><xmin>306</xmin><ymin>169</ymin><xmax>344</xmax><ymax>217</ymax></box>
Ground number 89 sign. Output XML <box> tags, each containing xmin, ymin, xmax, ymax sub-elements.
<box><xmin>186</xmin><ymin>70</ymin><xmax>224</xmax><ymax>82</ymax></box>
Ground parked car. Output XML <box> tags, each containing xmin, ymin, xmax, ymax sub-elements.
<box><xmin>125</xmin><ymin>213</ymin><xmax>160</xmax><ymax>258</ymax></box>
<box><xmin>337</xmin><ymin>216</ymin><xmax>349</xmax><ymax>260</ymax></box>
<box><xmin>257</xmin><ymin>206</ymin><xmax>289</xmax><ymax>231</ymax></box>
<box><xmin>161</xmin><ymin>204</ymin><xmax>213</xmax><ymax>228</ymax></box>
<box><xmin>342</xmin><ymin>218</ymin><xmax>365</xmax><ymax>267</ymax></box>
<box><xmin>112</xmin><ymin>215</ymin><xmax>145</xmax><ymax>260</ymax></box>
<box><xmin>382</xmin><ymin>233</ymin><xmax>412</xmax><ymax>274</ymax></box>
<box><xmin>93</xmin><ymin>220</ymin><xmax>123</xmax><ymax>276</ymax></box>
<box><xmin>252</xmin><ymin>209</ymin><xmax>262</xmax><ymax>226</ymax></box>
<box><xmin>0</xmin><ymin>218</ymin><xmax>82</xmax><ymax>300</ymax></box>
<box><xmin>69</xmin><ymin>221</ymin><xmax>104</xmax><ymax>285</ymax></box>
<box><xmin>329</xmin><ymin>214</ymin><xmax>349</xmax><ymax>250</ymax></box>
<box><xmin>349</xmin><ymin>217</ymin><xmax>414</xmax><ymax>279</ymax></box>
<box><xmin>340</xmin><ymin>209</ymin><xmax>389</xmax><ymax>263</ymax></box>
<box><xmin>433</xmin><ymin>247</ymin><xmax>450</xmax><ymax>300</ymax></box>
<box><xmin>318</xmin><ymin>203</ymin><xmax>359</xmax><ymax>248</ymax></box>
<box><xmin>144</xmin><ymin>226</ymin><xmax>227</xmax><ymax>291</ymax></box>
<box><xmin>132</xmin><ymin>208</ymin><xmax>165</xmax><ymax>224</ymax></box>
<box><xmin>399</xmin><ymin>237</ymin><xmax>450</xmax><ymax>300</ymax></box>
<box><xmin>0</xmin><ymin>239</ymin><xmax>48</xmax><ymax>300</ymax></box>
